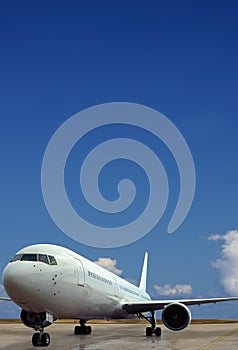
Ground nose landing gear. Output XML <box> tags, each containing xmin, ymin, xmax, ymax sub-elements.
<box><xmin>32</xmin><ymin>328</ymin><xmax>50</xmax><ymax>347</ymax></box>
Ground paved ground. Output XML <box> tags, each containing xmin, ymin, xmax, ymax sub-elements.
<box><xmin>1</xmin><ymin>323</ymin><xmax>238</xmax><ymax>349</ymax></box>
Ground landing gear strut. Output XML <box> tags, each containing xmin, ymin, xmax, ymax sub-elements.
<box><xmin>139</xmin><ymin>311</ymin><xmax>161</xmax><ymax>337</ymax></box>
<box><xmin>32</xmin><ymin>327</ymin><xmax>50</xmax><ymax>347</ymax></box>
<box><xmin>74</xmin><ymin>319</ymin><xmax>92</xmax><ymax>335</ymax></box>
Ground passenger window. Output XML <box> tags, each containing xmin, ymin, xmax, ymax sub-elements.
<box><xmin>39</xmin><ymin>254</ymin><xmax>49</xmax><ymax>264</ymax></box>
<box><xmin>10</xmin><ymin>254</ymin><xmax>23</xmax><ymax>262</ymax></box>
<box><xmin>21</xmin><ymin>254</ymin><xmax>37</xmax><ymax>261</ymax></box>
<box><xmin>48</xmin><ymin>255</ymin><xmax>57</xmax><ymax>265</ymax></box>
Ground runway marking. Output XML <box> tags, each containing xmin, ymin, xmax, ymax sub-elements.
<box><xmin>199</xmin><ymin>327</ymin><xmax>238</xmax><ymax>350</ymax></box>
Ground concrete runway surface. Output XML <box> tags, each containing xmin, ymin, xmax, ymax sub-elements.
<box><xmin>1</xmin><ymin>323</ymin><xmax>238</xmax><ymax>350</ymax></box>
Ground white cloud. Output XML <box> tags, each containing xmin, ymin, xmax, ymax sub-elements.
<box><xmin>208</xmin><ymin>234</ymin><xmax>224</xmax><ymax>241</ymax></box>
<box><xmin>94</xmin><ymin>257</ymin><xmax>122</xmax><ymax>276</ymax></box>
<box><xmin>209</xmin><ymin>230</ymin><xmax>238</xmax><ymax>295</ymax></box>
<box><xmin>153</xmin><ymin>283</ymin><xmax>193</xmax><ymax>296</ymax></box>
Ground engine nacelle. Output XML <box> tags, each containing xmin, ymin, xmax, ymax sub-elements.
<box><xmin>20</xmin><ymin>309</ymin><xmax>54</xmax><ymax>329</ymax></box>
<box><xmin>162</xmin><ymin>302</ymin><xmax>191</xmax><ymax>331</ymax></box>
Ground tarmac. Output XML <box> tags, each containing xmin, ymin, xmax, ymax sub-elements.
<box><xmin>1</xmin><ymin>322</ymin><xmax>238</xmax><ymax>350</ymax></box>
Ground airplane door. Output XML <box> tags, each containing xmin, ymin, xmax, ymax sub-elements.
<box><xmin>74</xmin><ymin>258</ymin><xmax>85</xmax><ymax>287</ymax></box>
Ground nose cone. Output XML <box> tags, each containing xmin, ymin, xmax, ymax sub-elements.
<box><xmin>3</xmin><ymin>263</ymin><xmax>33</xmax><ymax>304</ymax></box>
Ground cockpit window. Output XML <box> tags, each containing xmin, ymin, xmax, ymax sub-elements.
<box><xmin>39</xmin><ymin>254</ymin><xmax>49</xmax><ymax>264</ymax></box>
<box><xmin>21</xmin><ymin>254</ymin><xmax>38</xmax><ymax>261</ymax></box>
<box><xmin>9</xmin><ymin>253</ymin><xmax>57</xmax><ymax>265</ymax></box>
<box><xmin>48</xmin><ymin>255</ymin><xmax>57</xmax><ymax>265</ymax></box>
<box><xmin>10</xmin><ymin>254</ymin><xmax>23</xmax><ymax>262</ymax></box>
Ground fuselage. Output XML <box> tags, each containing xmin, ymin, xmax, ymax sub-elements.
<box><xmin>3</xmin><ymin>244</ymin><xmax>150</xmax><ymax>320</ymax></box>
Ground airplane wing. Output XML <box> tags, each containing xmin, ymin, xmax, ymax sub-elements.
<box><xmin>0</xmin><ymin>297</ymin><xmax>12</xmax><ymax>301</ymax></box>
<box><xmin>122</xmin><ymin>297</ymin><xmax>238</xmax><ymax>314</ymax></box>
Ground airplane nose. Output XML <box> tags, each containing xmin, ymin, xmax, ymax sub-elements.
<box><xmin>3</xmin><ymin>263</ymin><xmax>33</xmax><ymax>303</ymax></box>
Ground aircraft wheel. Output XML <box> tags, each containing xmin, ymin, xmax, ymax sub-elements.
<box><xmin>146</xmin><ymin>327</ymin><xmax>153</xmax><ymax>336</ymax></box>
<box><xmin>75</xmin><ymin>325</ymin><xmax>92</xmax><ymax>335</ymax></box>
<box><xmin>85</xmin><ymin>326</ymin><xmax>92</xmax><ymax>334</ymax></box>
<box><xmin>74</xmin><ymin>325</ymin><xmax>81</xmax><ymax>335</ymax></box>
<box><xmin>32</xmin><ymin>332</ymin><xmax>41</xmax><ymax>346</ymax></box>
<box><xmin>154</xmin><ymin>327</ymin><xmax>161</xmax><ymax>337</ymax></box>
<box><xmin>41</xmin><ymin>333</ymin><xmax>50</xmax><ymax>346</ymax></box>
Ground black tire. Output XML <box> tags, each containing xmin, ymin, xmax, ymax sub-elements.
<box><xmin>85</xmin><ymin>326</ymin><xmax>92</xmax><ymax>335</ymax></box>
<box><xmin>32</xmin><ymin>332</ymin><xmax>41</xmax><ymax>346</ymax></box>
<box><xmin>74</xmin><ymin>325</ymin><xmax>81</xmax><ymax>335</ymax></box>
<box><xmin>41</xmin><ymin>333</ymin><xmax>50</xmax><ymax>347</ymax></box>
<box><xmin>146</xmin><ymin>327</ymin><xmax>153</xmax><ymax>336</ymax></box>
<box><xmin>75</xmin><ymin>325</ymin><xmax>92</xmax><ymax>335</ymax></box>
<box><xmin>155</xmin><ymin>327</ymin><xmax>161</xmax><ymax>337</ymax></box>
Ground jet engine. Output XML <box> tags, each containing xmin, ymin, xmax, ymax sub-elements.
<box><xmin>162</xmin><ymin>302</ymin><xmax>191</xmax><ymax>331</ymax></box>
<box><xmin>20</xmin><ymin>309</ymin><xmax>54</xmax><ymax>329</ymax></box>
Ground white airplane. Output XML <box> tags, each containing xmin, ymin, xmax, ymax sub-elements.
<box><xmin>1</xmin><ymin>244</ymin><xmax>238</xmax><ymax>347</ymax></box>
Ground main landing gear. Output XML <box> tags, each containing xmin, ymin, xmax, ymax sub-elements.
<box><xmin>32</xmin><ymin>328</ymin><xmax>50</xmax><ymax>347</ymax></box>
<box><xmin>74</xmin><ymin>319</ymin><xmax>92</xmax><ymax>335</ymax></box>
<box><xmin>139</xmin><ymin>311</ymin><xmax>161</xmax><ymax>337</ymax></box>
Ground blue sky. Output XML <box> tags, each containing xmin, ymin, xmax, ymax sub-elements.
<box><xmin>0</xmin><ymin>0</ymin><xmax>238</xmax><ymax>318</ymax></box>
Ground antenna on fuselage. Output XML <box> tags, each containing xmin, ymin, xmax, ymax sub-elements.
<box><xmin>139</xmin><ymin>252</ymin><xmax>148</xmax><ymax>292</ymax></box>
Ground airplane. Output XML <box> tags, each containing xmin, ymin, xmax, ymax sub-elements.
<box><xmin>1</xmin><ymin>243</ymin><xmax>238</xmax><ymax>347</ymax></box>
